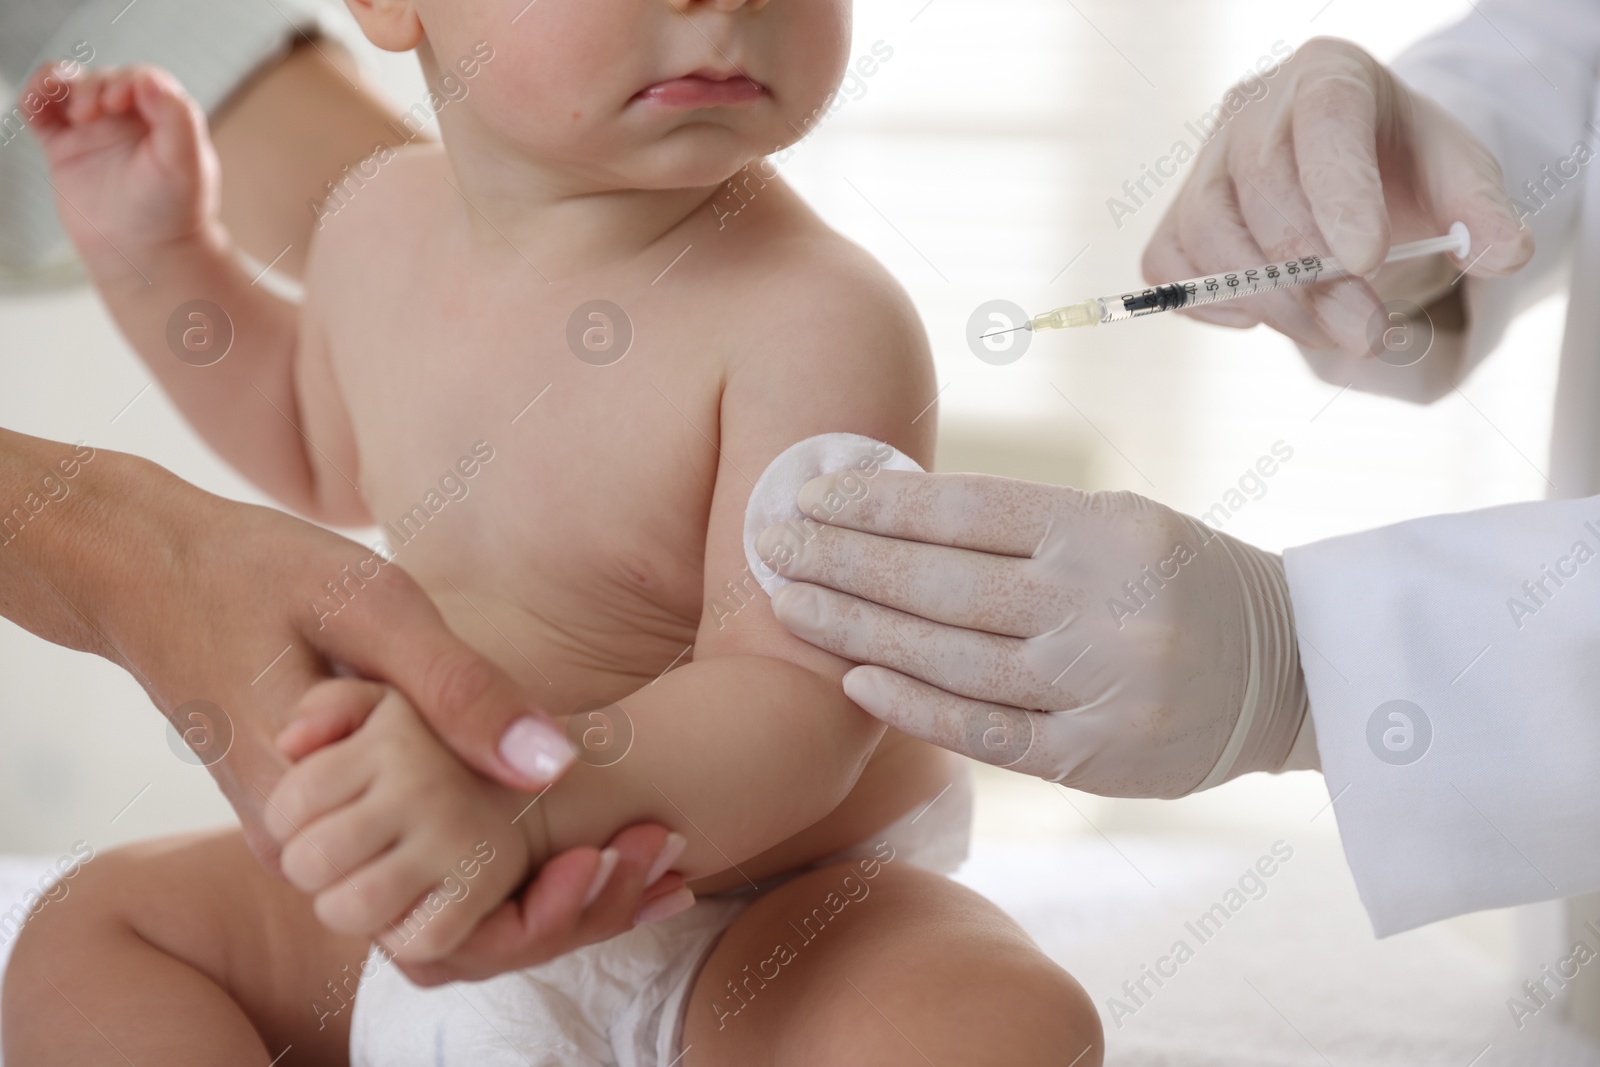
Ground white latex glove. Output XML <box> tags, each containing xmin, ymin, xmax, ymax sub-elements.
<box><xmin>758</xmin><ymin>471</ymin><xmax>1316</xmax><ymax>798</ymax></box>
<box><xmin>1143</xmin><ymin>37</ymin><xmax>1531</xmax><ymax>374</ymax></box>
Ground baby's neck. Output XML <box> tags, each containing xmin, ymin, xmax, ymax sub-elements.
<box><xmin>453</xmin><ymin>140</ymin><xmax>717</xmax><ymax>277</ymax></box>
<box><xmin>429</xmin><ymin>94</ymin><xmax>729</xmax><ymax>279</ymax></box>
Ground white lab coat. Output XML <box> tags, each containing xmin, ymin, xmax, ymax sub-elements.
<box><xmin>1284</xmin><ymin>0</ymin><xmax>1600</xmax><ymax>936</ymax></box>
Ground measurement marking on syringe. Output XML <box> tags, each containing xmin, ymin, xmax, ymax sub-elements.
<box><xmin>990</xmin><ymin>225</ymin><xmax>1468</xmax><ymax>339</ymax></box>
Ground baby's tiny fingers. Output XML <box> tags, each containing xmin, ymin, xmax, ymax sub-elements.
<box><xmin>101</xmin><ymin>70</ymin><xmax>143</xmax><ymax>115</ymax></box>
<box><xmin>280</xmin><ymin>798</ymin><xmax>404</xmax><ymax>894</ymax></box>
<box><xmin>64</xmin><ymin>74</ymin><xmax>102</xmax><ymax>125</ymax></box>
<box><xmin>20</xmin><ymin>64</ymin><xmax>76</xmax><ymax>133</ymax></box>
<box><xmin>279</xmin><ymin>678</ymin><xmax>389</xmax><ymax>760</ymax></box>
<box><xmin>263</xmin><ymin>743</ymin><xmax>373</xmax><ymax>843</ymax></box>
<box><xmin>316</xmin><ymin>843</ymin><xmax>452</xmax><ymax>944</ymax></box>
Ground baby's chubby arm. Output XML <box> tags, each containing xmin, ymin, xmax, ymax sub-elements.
<box><xmin>25</xmin><ymin>63</ymin><xmax>364</xmax><ymax>524</ymax></box>
<box><xmin>528</xmin><ymin>274</ymin><xmax>940</xmax><ymax>882</ymax></box>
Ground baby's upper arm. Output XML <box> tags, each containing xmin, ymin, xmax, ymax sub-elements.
<box><xmin>290</xmin><ymin>230</ymin><xmax>372</xmax><ymax>528</ymax></box>
<box><xmin>695</xmin><ymin>251</ymin><xmax>937</xmax><ymax>674</ymax></box>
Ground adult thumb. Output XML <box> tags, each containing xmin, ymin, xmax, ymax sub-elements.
<box><xmin>308</xmin><ymin>568</ymin><xmax>574</xmax><ymax>791</ymax></box>
<box><xmin>1409</xmin><ymin>90</ymin><xmax>1534</xmax><ymax>277</ymax></box>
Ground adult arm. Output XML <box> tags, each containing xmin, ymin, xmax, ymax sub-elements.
<box><xmin>1283</xmin><ymin>495</ymin><xmax>1600</xmax><ymax>935</ymax></box>
<box><xmin>766</xmin><ymin>472</ymin><xmax>1600</xmax><ymax>934</ymax></box>
<box><xmin>0</xmin><ymin>430</ymin><xmax>573</xmax><ymax>855</ymax></box>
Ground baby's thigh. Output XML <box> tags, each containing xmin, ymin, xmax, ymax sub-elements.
<box><xmin>3</xmin><ymin>828</ymin><xmax>367</xmax><ymax>1066</ymax></box>
<box><xmin>683</xmin><ymin>862</ymin><xmax>1103</xmax><ymax>1066</ymax></box>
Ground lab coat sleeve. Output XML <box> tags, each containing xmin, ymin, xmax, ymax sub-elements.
<box><xmin>1283</xmin><ymin>495</ymin><xmax>1600</xmax><ymax>936</ymax></box>
<box><xmin>0</xmin><ymin>0</ymin><xmax>353</xmax><ymax>287</ymax></box>
<box><xmin>1390</xmin><ymin>0</ymin><xmax>1600</xmax><ymax>375</ymax></box>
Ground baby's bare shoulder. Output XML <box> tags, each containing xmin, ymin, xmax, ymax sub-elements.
<box><xmin>304</xmin><ymin>144</ymin><xmax>451</xmax><ymax>274</ymax></box>
<box><xmin>699</xmin><ymin>186</ymin><xmax>937</xmax><ymax>452</ymax></box>
<box><xmin>709</xmin><ymin>188</ymin><xmax>929</xmax><ymax>372</ymax></box>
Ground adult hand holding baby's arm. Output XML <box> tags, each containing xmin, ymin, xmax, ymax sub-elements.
<box><xmin>0</xmin><ymin>433</ymin><xmax>586</xmax><ymax>862</ymax></box>
<box><xmin>268</xmin><ymin>681</ymin><xmax>540</xmax><ymax>962</ymax></box>
<box><xmin>268</xmin><ymin>681</ymin><xmax>689</xmax><ymax>982</ymax></box>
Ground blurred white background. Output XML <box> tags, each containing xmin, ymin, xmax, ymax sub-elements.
<box><xmin>0</xmin><ymin>0</ymin><xmax>1581</xmax><ymax>1057</ymax></box>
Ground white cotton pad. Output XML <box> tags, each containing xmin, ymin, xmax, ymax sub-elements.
<box><xmin>742</xmin><ymin>432</ymin><xmax>924</xmax><ymax>595</ymax></box>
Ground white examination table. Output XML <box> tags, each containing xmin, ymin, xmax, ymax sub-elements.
<box><xmin>2</xmin><ymin>840</ymin><xmax>1597</xmax><ymax>1065</ymax></box>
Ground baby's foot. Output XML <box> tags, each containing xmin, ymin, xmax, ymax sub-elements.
<box><xmin>265</xmin><ymin>680</ymin><xmax>545</xmax><ymax>962</ymax></box>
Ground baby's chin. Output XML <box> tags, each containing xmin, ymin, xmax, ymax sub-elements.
<box><xmin>598</xmin><ymin>127</ymin><xmax>786</xmax><ymax>191</ymax></box>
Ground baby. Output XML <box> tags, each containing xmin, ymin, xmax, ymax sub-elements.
<box><xmin>3</xmin><ymin>0</ymin><xmax>1102</xmax><ymax>1064</ymax></box>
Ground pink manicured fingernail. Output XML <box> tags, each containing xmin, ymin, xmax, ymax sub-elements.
<box><xmin>644</xmin><ymin>832</ymin><xmax>688</xmax><ymax>887</ymax></box>
<box><xmin>636</xmin><ymin>886</ymin><xmax>696</xmax><ymax>926</ymax></box>
<box><xmin>582</xmin><ymin>848</ymin><xmax>620</xmax><ymax>909</ymax></box>
<box><xmin>499</xmin><ymin>717</ymin><xmax>574</xmax><ymax>784</ymax></box>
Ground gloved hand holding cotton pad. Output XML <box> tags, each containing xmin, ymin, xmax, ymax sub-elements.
<box><xmin>742</xmin><ymin>432</ymin><xmax>923</xmax><ymax>595</ymax></box>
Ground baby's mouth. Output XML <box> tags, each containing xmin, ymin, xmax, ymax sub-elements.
<box><xmin>633</xmin><ymin>69</ymin><xmax>767</xmax><ymax>108</ymax></box>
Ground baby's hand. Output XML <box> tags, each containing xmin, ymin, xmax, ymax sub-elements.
<box><xmin>265</xmin><ymin>680</ymin><xmax>546</xmax><ymax>963</ymax></box>
<box><xmin>24</xmin><ymin>62</ymin><xmax>219</xmax><ymax>262</ymax></box>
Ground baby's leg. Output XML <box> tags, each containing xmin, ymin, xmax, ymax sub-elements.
<box><xmin>3</xmin><ymin>828</ymin><xmax>367</xmax><ymax>1067</ymax></box>
<box><xmin>684</xmin><ymin>862</ymin><xmax>1102</xmax><ymax>1066</ymax></box>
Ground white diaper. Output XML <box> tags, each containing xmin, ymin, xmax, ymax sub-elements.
<box><xmin>349</xmin><ymin>768</ymin><xmax>972</xmax><ymax>1067</ymax></box>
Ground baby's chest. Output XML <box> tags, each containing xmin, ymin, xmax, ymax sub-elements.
<box><xmin>326</xmin><ymin>284</ymin><xmax>725</xmax><ymax>604</ymax></box>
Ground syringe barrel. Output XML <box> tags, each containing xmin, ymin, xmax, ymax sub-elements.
<box><xmin>1102</xmin><ymin>254</ymin><xmax>1334</xmax><ymax>321</ymax></box>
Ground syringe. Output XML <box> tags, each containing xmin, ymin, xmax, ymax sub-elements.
<box><xmin>988</xmin><ymin>222</ymin><xmax>1471</xmax><ymax>337</ymax></box>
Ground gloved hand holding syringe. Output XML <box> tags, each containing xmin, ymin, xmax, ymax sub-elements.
<box><xmin>985</xmin><ymin>222</ymin><xmax>1471</xmax><ymax>338</ymax></box>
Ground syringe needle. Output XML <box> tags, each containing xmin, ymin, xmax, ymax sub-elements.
<box><xmin>980</xmin><ymin>324</ymin><xmax>1033</xmax><ymax>340</ymax></box>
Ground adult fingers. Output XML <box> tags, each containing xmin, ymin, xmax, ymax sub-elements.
<box><xmin>1287</xmin><ymin>40</ymin><xmax>1393</xmax><ymax>275</ymax></box>
<box><xmin>771</xmin><ymin>583</ymin><xmax>1058</xmax><ymax>709</ymax></box>
<box><xmin>758</xmin><ymin>522</ymin><xmax>1060</xmax><ymax>637</ymax></box>
<box><xmin>1229</xmin><ymin>77</ymin><xmax>1387</xmax><ymax>353</ymax></box>
<box><xmin>1406</xmin><ymin>91</ymin><xmax>1533</xmax><ymax>277</ymax></box>
<box><xmin>842</xmin><ymin>667</ymin><xmax>1060</xmax><ymax>779</ymax></box>
<box><xmin>1176</xmin><ymin>137</ymin><xmax>1336</xmax><ymax>349</ymax></box>
<box><xmin>796</xmin><ymin>469</ymin><xmax>1075</xmax><ymax>556</ymax></box>
<box><xmin>400</xmin><ymin>824</ymin><xmax>688</xmax><ymax>986</ymax></box>
<box><xmin>309</xmin><ymin>568</ymin><xmax>573</xmax><ymax>792</ymax></box>
<box><xmin>1142</xmin><ymin>200</ymin><xmax>1261</xmax><ymax>330</ymax></box>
